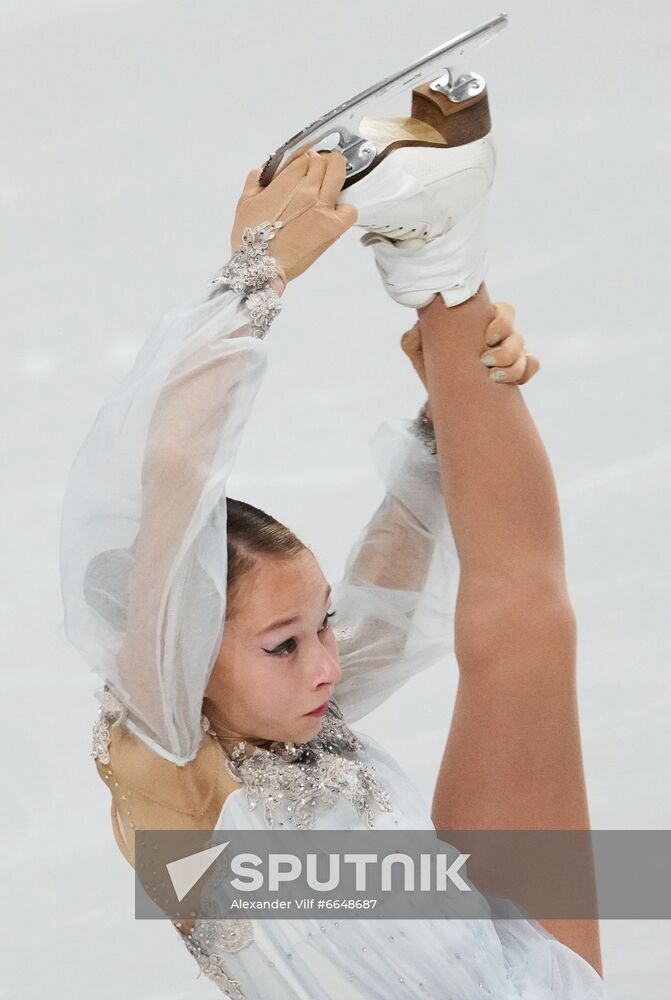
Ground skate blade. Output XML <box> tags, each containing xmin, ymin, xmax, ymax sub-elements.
<box><xmin>259</xmin><ymin>12</ymin><xmax>509</xmax><ymax>189</ymax></box>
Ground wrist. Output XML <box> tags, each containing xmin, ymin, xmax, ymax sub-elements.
<box><xmin>210</xmin><ymin>221</ymin><xmax>286</xmax><ymax>336</ymax></box>
<box><xmin>410</xmin><ymin>400</ymin><xmax>436</xmax><ymax>455</ymax></box>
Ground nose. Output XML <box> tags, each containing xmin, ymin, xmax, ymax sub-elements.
<box><xmin>312</xmin><ymin>644</ymin><xmax>342</xmax><ymax>690</ymax></box>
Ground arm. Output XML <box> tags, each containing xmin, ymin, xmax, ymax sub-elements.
<box><xmin>61</xmin><ymin>282</ymin><xmax>276</xmax><ymax>764</ymax></box>
<box><xmin>332</xmin><ymin>410</ymin><xmax>460</xmax><ymax>722</ymax></box>
<box><xmin>61</xmin><ymin>148</ymin><xmax>356</xmax><ymax>765</ymax></box>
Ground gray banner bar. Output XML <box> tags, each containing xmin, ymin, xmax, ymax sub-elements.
<box><xmin>134</xmin><ymin>829</ymin><xmax>671</xmax><ymax>920</ymax></box>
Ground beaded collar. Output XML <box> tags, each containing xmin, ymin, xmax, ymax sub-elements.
<box><xmin>92</xmin><ymin>688</ymin><xmax>393</xmax><ymax>830</ymax></box>
<box><xmin>203</xmin><ymin>699</ymin><xmax>393</xmax><ymax>830</ymax></box>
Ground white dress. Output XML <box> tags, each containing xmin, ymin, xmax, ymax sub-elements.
<box><xmin>61</xmin><ymin>254</ymin><xmax>608</xmax><ymax>999</ymax></box>
<box><xmin>179</xmin><ymin>713</ymin><xmax>608</xmax><ymax>1000</ymax></box>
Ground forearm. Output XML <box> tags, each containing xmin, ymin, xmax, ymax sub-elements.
<box><xmin>120</xmin><ymin>351</ymin><xmax>249</xmax><ymax>719</ymax></box>
<box><xmin>117</xmin><ymin>294</ymin><xmax>276</xmax><ymax>742</ymax></box>
<box><xmin>332</xmin><ymin>416</ymin><xmax>458</xmax><ymax>722</ymax></box>
<box><xmin>63</xmin><ymin>275</ymin><xmax>277</xmax><ymax>762</ymax></box>
<box><xmin>345</xmin><ymin>489</ymin><xmax>434</xmax><ymax>593</ymax></box>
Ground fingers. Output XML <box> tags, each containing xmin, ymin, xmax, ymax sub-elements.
<box><xmin>302</xmin><ymin>147</ymin><xmax>329</xmax><ymax>193</ymax></box>
<box><xmin>274</xmin><ymin>149</ymin><xmax>328</xmax><ymax>223</ymax></box>
<box><xmin>400</xmin><ymin>322</ymin><xmax>427</xmax><ymax>388</ymax></box>
<box><xmin>487</xmin><ymin>349</ymin><xmax>541</xmax><ymax>384</ymax></box>
<box><xmin>487</xmin><ymin>349</ymin><xmax>529</xmax><ymax>383</ymax></box>
<box><xmin>261</xmin><ymin>149</ymin><xmax>312</xmax><ymax>200</ymax></box>
<box><xmin>517</xmin><ymin>353</ymin><xmax>540</xmax><ymax>384</ymax></box>
<box><xmin>319</xmin><ymin>150</ymin><xmax>349</xmax><ymax>205</ymax></box>
<box><xmin>485</xmin><ymin>301</ymin><xmax>516</xmax><ymax>346</ymax></box>
<box><xmin>480</xmin><ymin>330</ymin><xmax>524</xmax><ymax>368</ymax></box>
<box><xmin>483</xmin><ymin>302</ymin><xmax>540</xmax><ymax>384</ymax></box>
<box><xmin>400</xmin><ymin>323</ymin><xmax>421</xmax><ymax>357</ymax></box>
<box><xmin>242</xmin><ymin>165</ymin><xmax>264</xmax><ymax>197</ymax></box>
<box><xmin>334</xmin><ymin>201</ymin><xmax>358</xmax><ymax>228</ymax></box>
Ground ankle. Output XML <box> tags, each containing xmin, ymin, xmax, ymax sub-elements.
<box><xmin>418</xmin><ymin>280</ymin><xmax>494</xmax><ymax>324</ymax></box>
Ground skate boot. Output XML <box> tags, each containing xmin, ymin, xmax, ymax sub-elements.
<box><xmin>257</xmin><ymin>14</ymin><xmax>508</xmax><ymax>308</ymax></box>
<box><xmin>337</xmin><ymin>100</ymin><xmax>496</xmax><ymax>308</ymax></box>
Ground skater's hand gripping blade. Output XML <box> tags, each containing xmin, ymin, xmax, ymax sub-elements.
<box><xmin>259</xmin><ymin>13</ymin><xmax>510</xmax><ymax>189</ymax></box>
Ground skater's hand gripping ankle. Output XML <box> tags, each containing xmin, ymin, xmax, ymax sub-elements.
<box><xmin>479</xmin><ymin>303</ymin><xmax>540</xmax><ymax>385</ymax></box>
<box><xmin>401</xmin><ymin>302</ymin><xmax>540</xmax><ymax>420</ymax></box>
<box><xmin>230</xmin><ymin>149</ymin><xmax>358</xmax><ymax>286</ymax></box>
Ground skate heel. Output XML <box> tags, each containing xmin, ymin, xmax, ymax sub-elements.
<box><xmin>344</xmin><ymin>72</ymin><xmax>492</xmax><ymax>188</ymax></box>
<box><xmin>410</xmin><ymin>81</ymin><xmax>491</xmax><ymax>147</ymax></box>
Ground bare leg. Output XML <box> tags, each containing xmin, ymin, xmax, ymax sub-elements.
<box><xmin>418</xmin><ymin>284</ymin><xmax>603</xmax><ymax>976</ymax></box>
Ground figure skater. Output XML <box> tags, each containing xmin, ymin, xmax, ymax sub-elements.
<box><xmin>61</xmin><ymin>88</ymin><xmax>607</xmax><ymax>999</ymax></box>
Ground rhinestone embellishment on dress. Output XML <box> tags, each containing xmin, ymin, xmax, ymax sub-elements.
<box><xmin>209</xmin><ymin>220</ymin><xmax>282</xmax><ymax>296</ymax></box>
<box><xmin>208</xmin><ymin>220</ymin><xmax>284</xmax><ymax>338</ymax></box>
<box><xmin>205</xmin><ymin>699</ymin><xmax>393</xmax><ymax>830</ymax></box>
<box><xmin>243</xmin><ymin>285</ymin><xmax>282</xmax><ymax>336</ymax></box>
<box><xmin>91</xmin><ymin>685</ymin><xmax>127</xmax><ymax>765</ymax></box>
<box><xmin>179</xmin><ymin>920</ymin><xmax>253</xmax><ymax>1000</ymax></box>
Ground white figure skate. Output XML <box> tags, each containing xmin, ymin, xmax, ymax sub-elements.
<box><xmin>338</xmin><ymin>130</ymin><xmax>496</xmax><ymax>308</ymax></box>
<box><xmin>259</xmin><ymin>13</ymin><xmax>508</xmax><ymax>308</ymax></box>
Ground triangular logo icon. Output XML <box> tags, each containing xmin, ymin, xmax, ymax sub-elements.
<box><xmin>166</xmin><ymin>841</ymin><xmax>229</xmax><ymax>902</ymax></box>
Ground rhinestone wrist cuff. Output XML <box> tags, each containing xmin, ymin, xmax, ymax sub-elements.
<box><xmin>410</xmin><ymin>401</ymin><xmax>437</xmax><ymax>455</ymax></box>
<box><xmin>209</xmin><ymin>220</ymin><xmax>284</xmax><ymax>338</ymax></box>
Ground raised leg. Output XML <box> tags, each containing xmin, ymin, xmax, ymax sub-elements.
<box><xmin>417</xmin><ymin>284</ymin><xmax>603</xmax><ymax>976</ymax></box>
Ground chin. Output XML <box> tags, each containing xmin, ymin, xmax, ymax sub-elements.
<box><xmin>267</xmin><ymin>717</ymin><xmax>318</xmax><ymax>746</ymax></box>
<box><xmin>295</xmin><ymin>714</ymin><xmax>324</xmax><ymax>738</ymax></box>
<box><xmin>271</xmin><ymin>706</ymin><xmax>328</xmax><ymax>745</ymax></box>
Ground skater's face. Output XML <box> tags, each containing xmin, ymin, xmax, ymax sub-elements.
<box><xmin>204</xmin><ymin>548</ymin><xmax>342</xmax><ymax>746</ymax></box>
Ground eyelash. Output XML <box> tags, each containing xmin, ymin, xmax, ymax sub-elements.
<box><xmin>263</xmin><ymin>610</ymin><xmax>336</xmax><ymax>657</ymax></box>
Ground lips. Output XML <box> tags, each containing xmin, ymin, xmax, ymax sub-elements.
<box><xmin>304</xmin><ymin>700</ymin><xmax>329</xmax><ymax>717</ymax></box>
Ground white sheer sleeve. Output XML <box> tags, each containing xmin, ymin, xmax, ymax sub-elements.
<box><xmin>60</xmin><ymin>283</ymin><xmax>271</xmax><ymax>765</ymax></box>
<box><xmin>331</xmin><ymin>416</ymin><xmax>460</xmax><ymax>723</ymax></box>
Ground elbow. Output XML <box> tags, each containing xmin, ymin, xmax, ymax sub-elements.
<box><xmin>141</xmin><ymin>443</ymin><xmax>208</xmax><ymax>488</ymax></box>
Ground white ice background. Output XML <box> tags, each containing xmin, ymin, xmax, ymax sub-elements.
<box><xmin>1</xmin><ymin>1</ymin><xmax>669</xmax><ymax>996</ymax></box>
